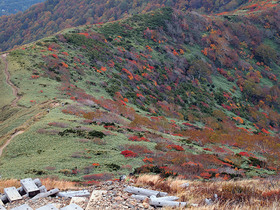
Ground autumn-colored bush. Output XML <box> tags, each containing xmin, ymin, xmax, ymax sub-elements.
<box><xmin>121</xmin><ymin>150</ymin><xmax>138</xmax><ymax>158</ymax></box>
<box><xmin>167</xmin><ymin>144</ymin><xmax>184</xmax><ymax>151</ymax></box>
<box><xmin>125</xmin><ymin>145</ymin><xmax>153</xmax><ymax>155</ymax></box>
<box><xmin>128</xmin><ymin>136</ymin><xmax>150</xmax><ymax>142</ymax></box>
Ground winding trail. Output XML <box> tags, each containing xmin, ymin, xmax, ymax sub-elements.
<box><xmin>0</xmin><ymin>55</ymin><xmax>60</xmax><ymax>157</ymax></box>
<box><xmin>1</xmin><ymin>53</ymin><xmax>22</xmax><ymax>106</ymax></box>
<box><xmin>0</xmin><ymin>100</ymin><xmax>59</xmax><ymax>158</ymax></box>
<box><xmin>0</xmin><ymin>130</ymin><xmax>24</xmax><ymax>157</ymax></box>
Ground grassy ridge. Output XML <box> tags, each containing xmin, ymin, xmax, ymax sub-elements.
<box><xmin>0</xmin><ymin>7</ymin><xmax>279</xmax><ymax>182</ymax></box>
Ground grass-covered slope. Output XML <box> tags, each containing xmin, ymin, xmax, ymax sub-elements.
<box><xmin>0</xmin><ymin>7</ymin><xmax>279</xmax><ymax>182</ymax></box>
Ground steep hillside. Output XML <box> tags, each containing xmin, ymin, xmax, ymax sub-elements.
<box><xmin>0</xmin><ymin>0</ymin><xmax>257</xmax><ymax>51</ymax></box>
<box><xmin>0</xmin><ymin>7</ymin><xmax>279</xmax><ymax>182</ymax></box>
<box><xmin>0</xmin><ymin>0</ymin><xmax>45</xmax><ymax>16</ymax></box>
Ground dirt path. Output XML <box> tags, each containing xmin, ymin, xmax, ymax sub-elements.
<box><xmin>0</xmin><ymin>100</ymin><xmax>60</xmax><ymax>158</ymax></box>
<box><xmin>1</xmin><ymin>53</ymin><xmax>22</xmax><ymax>106</ymax></box>
<box><xmin>0</xmin><ymin>130</ymin><xmax>24</xmax><ymax>157</ymax></box>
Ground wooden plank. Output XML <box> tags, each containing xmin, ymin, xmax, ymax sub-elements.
<box><xmin>11</xmin><ymin>204</ymin><xmax>33</xmax><ymax>210</ymax></box>
<box><xmin>149</xmin><ymin>197</ymin><xmax>187</xmax><ymax>207</ymax></box>
<box><xmin>60</xmin><ymin>204</ymin><xmax>83</xmax><ymax>210</ymax></box>
<box><xmin>20</xmin><ymin>178</ymin><xmax>40</xmax><ymax>197</ymax></box>
<box><xmin>4</xmin><ymin>187</ymin><xmax>22</xmax><ymax>202</ymax></box>
<box><xmin>150</xmin><ymin>195</ymin><xmax>179</xmax><ymax>201</ymax></box>
<box><xmin>31</xmin><ymin>188</ymin><xmax>59</xmax><ymax>201</ymax></box>
<box><xmin>131</xmin><ymin>194</ymin><xmax>148</xmax><ymax>201</ymax></box>
<box><xmin>57</xmin><ymin>190</ymin><xmax>90</xmax><ymax>198</ymax></box>
<box><xmin>36</xmin><ymin>204</ymin><xmax>59</xmax><ymax>210</ymax></box>
<box><xmin>124</xmin><ymin>186</ymin><xmax>168</xmax><ymax>197</ymax></box>
<box><xmin>85</xmin><ymin>190</ymin><xmax>107</xmax><ymax>210</ymax></box>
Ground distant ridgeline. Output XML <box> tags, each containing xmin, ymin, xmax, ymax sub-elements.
<box><xmin>0</xmin><ymin>0</ymin><xmax>45</xmax><ymax>16</ymax></box>
<box><xmin>0</xmin><ymin>0</ymin><xmax>273</xmax><ymax>51</ymax></box>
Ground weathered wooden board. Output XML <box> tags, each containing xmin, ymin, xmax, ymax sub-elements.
<box><xmin>85</xmin><ymin>190</ymin><xmax>107</xmax><ymax>210</ymax></box>
<box><xmin>11</xmin><ymin>204</ymin><xmax>33</xmax><ymax>210</ymax></box>
<box><xmin>149</xmin><ymin>198</ymin><xmax>187</xmax><ymax>207</ymax></box>
<box><xmin>125</xmin><ymin>186</ymin><xmax>168</xmax><ymax>197</ymax></box>
<box><xmin>131</xmin><ymin>194</ymin><xmax>148</xmax><ymax>201</ymax></box>
<box><xmin>150</xmin><ymin>195</ymin><xmax>179</xmax><ymax>201</ymax></box>
<box><xmin>36</xmin><ymin>204</ymin><xmax>59</xmax><ymax>210</ymax></box>
<box><xmin>20</xmin><ymin>178</ymin><xmax>40</xmax><ymax>197</ymax></box>
<box><xmin>57</xmin><ymin>190</ymin><xmax>90</xmax><ymax>198</ymax></box>
<box><xmin>60</xmin><ymin>203</ymin><xmax>83</xmax><ymax>210</ymax></box>
<box><xmin>31</xmin><ymin>188</ymin><xmax>59</xmax><ymax>200</ymax></box>
<box><xmin>4</xmin><ymin>187</ymin><xmax>22</xmax><ymax>202</ymax></box>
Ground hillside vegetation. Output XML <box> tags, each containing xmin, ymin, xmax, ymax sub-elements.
<box><xmin>0</xmin><ymin>6</ymin><xmax>279</xmax><ymax>183</ymax></box>
<box><xmin>1</xmin><ymin>0</ymin><xmax>277</xmax><ymax>51</ymax></box>
<box><xmin>0</xmin><ymin>0</ymin><xmax>44</xmax><ymax>17</ymax></box>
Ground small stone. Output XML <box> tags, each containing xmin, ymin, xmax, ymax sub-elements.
<box><xmin>142</xmin><ymin>202</ymin><xmax>150</xmax><ymax>209</ymax></box>
<box><xmin>106</xmin><ymin>181</ymin><xmax>113</xmax><ymax>186</ymax></box>
<box><xmin>115</xmin><ymin>196</ymin><xmax>123</xmax><ymax>201</ymax></box>
<box><xmin>180</xmin><ymin>183</ymin><xmax>189</xmax><ymax>188</ymax></box>
<box><xmin>205</xmin><ymin>198</ymin><xmax>213</xmax><ymax>205</ymax></box>
<box><xmin>119</xmin><ymin>175</ymin><xmax>126</xmax><ymax>181</ymax></box>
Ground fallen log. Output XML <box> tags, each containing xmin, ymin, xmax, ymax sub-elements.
<box><xmin>149</xmin><ymin>197</ymin><xmax>187</xmax><ymax>208</ymax></box>
<box><xmin>149</xmin><ymin>195</ymin><xmax>179</xmax><ymax>201</ymax></box>
<box><xmin>31</xmin><ymin>188</ymin><xmax>59</xmax><ymax>200</ymax></box>
<box><xmin>57</xmin><ymin>190</ymin><xmax>90</xmax><ymax>198</ymax></box>
<box><xmin>124</xmin><ymin>186</ymin><xmax>168</xmax><ymax>197</ymax></box>
<box><xmin>131</xmin><ymin>195</ymin><xmax>148</xmax><ymax>201</ymax></box>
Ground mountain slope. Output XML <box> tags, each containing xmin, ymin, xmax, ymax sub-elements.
<box><xmin>0</xmin><ymin>0</ymin><xmax>257</xmax><ymax>51</ymax></box>
<box><xmin>0</xmin><ymin>7</ymin><xmax>279</xmax><ymax>181</ymax></box>
<box><xmin>0</xmin><ymin>0</ymin><xmax>45</xmax><ymax>16</ymax></box>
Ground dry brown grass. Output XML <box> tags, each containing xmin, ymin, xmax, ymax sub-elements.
<box><xmin>0</xmin><ymin>178</ymin><xmax>78</xmax><ymax>193</ymax></box>
<box><xmin>135</xmin><ymin>175</ymin><xmax>280</xmax><ymax>210</ymax></box>
<box><xmin>41</xmin><ymin>178</ymin><xmax>78</xmax><ymax>191</ymax></box>
<box><xmin>0</xmin><ymin>179</ymin><xmax>20</xmax><ymax>193</ymax></box>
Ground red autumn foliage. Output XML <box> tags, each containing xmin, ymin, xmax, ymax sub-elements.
<box><xmin>121</xmin><ymin>150</ymin><xmax>138</xmax><ymax>158</ymax></box>
<box><xmin>128</xmin><ymin>136</ymin><xmax>150</xmax><ymax>142</ymax></box>
<box><xmin>167</xmin><ymin>144</ymin><xmax>184</xmax><ymax>151</ymax></box>
<box><xmin>51</xmin><ymin>54</ymin><xmax>58</xmax><ymax>59</ymax></box>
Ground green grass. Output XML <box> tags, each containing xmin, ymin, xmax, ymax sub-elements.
<box><xmin>0</xmin><ymin>56</ymin><xmax>15</xmax><ymax>109</ymax></box>
<box><xmin>0</xmin><ymin>103</ymin><xmax>151</xmax><ymax>180</ymax></box>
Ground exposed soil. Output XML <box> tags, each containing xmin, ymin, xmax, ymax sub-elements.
<box><xmin>0</xmin><ymin>130</ymin><xmax>24</xmax><ymax>157</ymax></box>
<box><xmin>1</xmin><ymin>53</ymin><xmax>21</xmax><ymax>107</ymax></box>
